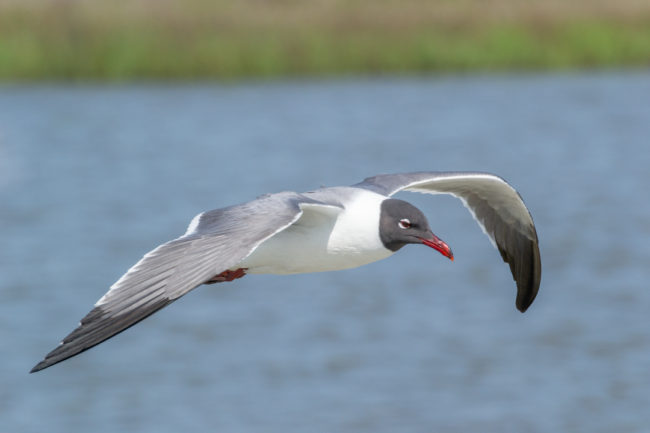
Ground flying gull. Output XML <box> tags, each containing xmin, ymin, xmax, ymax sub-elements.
<box><xmin>31</xmin><ymin>171</ymin><xmax>541</xmax><ymax>373</ymax></box>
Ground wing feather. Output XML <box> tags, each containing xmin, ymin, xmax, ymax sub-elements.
<box><xmin>355</xmin><ymin>171</ymin><xmax>541</xmax><ymax>312</ymax></box>
<box><xmin>31</xmin><ymin>192</ymin><xmax>338</xmax><ymax>373</ymax></box>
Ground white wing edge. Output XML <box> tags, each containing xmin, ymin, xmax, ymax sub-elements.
<box><xmin>395</xmin><ymin>172</ymin><xmax>536</xmax><ymax>243</ymax></box>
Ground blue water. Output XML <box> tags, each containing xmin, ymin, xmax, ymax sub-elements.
<box><xmin>1</xmin><ymin>72</ymin><xmax>649</xmax><ymax>433</ymax></box>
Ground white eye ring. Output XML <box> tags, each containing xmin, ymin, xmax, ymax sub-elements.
<box><xmin>398</xmin><ymin>218</ymin><xmax>411</xmax><ymax>229</ymax></box>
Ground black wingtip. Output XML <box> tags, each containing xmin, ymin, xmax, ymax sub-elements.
<box><xmin>29</xmin><ymin>297</ymin><xmax>174</xmax><ymax>374</ymax></box>
<box><xmin>30</xmin><ymin>362</ymin><xmax>47</xmax><ymax>374</ymax></box>
<box><xmin>516</xmin><ymin>299</ymin><xmax>532</xmax><ymax>313</ymax></box>
<box><xmin>515</xmin><ymin>279</ymin><xmax>538</xmax><ymax>313</ymax></box>
<box><xmin>514</xmin><ymin>271</ymin><xmax>540</xmax><ymax>313</ymax></box>
<box><xmin>497</xmin><ymin>227</ymin><xmax>541</xmax><ymax>313</ymax></box>
<box><xmin>29</xmin><ymin>343</ymin><xmax>66</xmax><ymax>373</ymax></box>
<box><xmin>516</xmin><ymin>284</ymin><xmax>539</xmax><ymax>313</ymax></box>
<box><xmin>514</xmin><ymin>254</ymin><xmax>541</xmax><ymax>313</ymax></box>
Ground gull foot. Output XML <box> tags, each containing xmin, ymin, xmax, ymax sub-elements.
<box><xmin>205</xmin><ymin>268</ymin><xmax>248</xmax><ymax>284</ymax></box>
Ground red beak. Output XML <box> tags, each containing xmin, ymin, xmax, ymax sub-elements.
<box><xmin>420</xmin><ymin>233</ymin><xmax>454</xmax><ymax>261</ymax></box>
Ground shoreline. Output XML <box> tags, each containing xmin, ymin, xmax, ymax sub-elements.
<box><xmin>1</xmin><ymin>1</ymin><xmax>649</xmax><ymax>80</ymax></box>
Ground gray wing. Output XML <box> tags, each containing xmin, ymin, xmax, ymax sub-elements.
<box><xmin>355</xmin><ymin>171</ymin><xmax>541</xmax><ymax>312</ymax></box>
<box><xmin>31</xmin><ymin>192</ymin><xmax>340</xmax><ymax>373</ymax></box>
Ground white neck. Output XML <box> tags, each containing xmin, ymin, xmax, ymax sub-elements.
<box><xmin>326</xmin><ymin>190</ymin><xmax>388</xmax><ymax>256</ymax></box>
<box><xmin>240</xmin><ymin>190</ymin><xmax>393</xmax><ymax>274</ymax></box>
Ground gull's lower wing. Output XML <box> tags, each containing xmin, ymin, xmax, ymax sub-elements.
<box><xmin>354</xmin><ymin>172</ymin><xmax>541</xmax><ymax>312</ymax></box>
<box><xmin>30</xmin><ymin>235</ymin><xmax>225</xmax><ymax>373</ymax></box>
<box><xmin>31</xmin><ymin>193</ymin><xmax>341</xmax><ymax>373</ymax></box>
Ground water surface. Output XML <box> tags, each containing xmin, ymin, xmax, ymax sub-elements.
<box><xmin>1</xmin><ymin>72</ymin><xmax>649</xmax><ymax>433</ymax></box>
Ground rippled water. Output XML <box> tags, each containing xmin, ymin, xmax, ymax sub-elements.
<box><xmin>1</xmin><ymin>72</ymin><xmax>649</xmax><ymax>433</ymax></box>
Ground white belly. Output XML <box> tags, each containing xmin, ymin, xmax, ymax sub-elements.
<box><xmin>238</xmin><ymin>190</ymin><xmax>393</xmax><ymax>274</ymax></box>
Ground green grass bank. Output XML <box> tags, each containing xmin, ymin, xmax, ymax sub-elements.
<box><xmin>1</xmin><ymin>0</ymin><xmax>649</xmax><ymax>80</ymax></box>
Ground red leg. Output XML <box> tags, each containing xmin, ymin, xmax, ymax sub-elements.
<box><xmin>205</xmin><ymin>268</ymin><xmax>248</xmax><ymax>284</ymax></box>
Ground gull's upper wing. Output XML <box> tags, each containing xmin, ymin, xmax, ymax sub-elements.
<box><xmin>354</xmin><ymin>171</ymin><xmax>541</xmax><ymax>312</ymax></box>
<box><xmin>31</xmin><ymin>192</ymin><xmax>342</xmax><ymax>373</ymax></box>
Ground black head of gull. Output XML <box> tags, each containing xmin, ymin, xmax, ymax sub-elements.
<box><xmin>379</xmin><ymin>198</ymin><xmax>453</xmax><ymax>259</ymax></box>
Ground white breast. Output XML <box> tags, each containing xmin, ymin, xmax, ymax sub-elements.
<box><xmin>239</xmin><ymin>191</ymin><xmax>393</xmax><ymax>274</ymax></box>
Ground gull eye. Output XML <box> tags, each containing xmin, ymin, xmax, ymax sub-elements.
<box><xmin>398</xmin><ymin>218</ymin><xmax>411</xmax><ymax>229</ymax></box>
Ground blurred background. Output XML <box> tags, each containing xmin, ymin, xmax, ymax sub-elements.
<box><xmin>1</xmin><ymin>1</ymin><xmax>649</xmax><ymax>432</ymax></box>
<box><xmin>1</xmin><ymin>0</ymin><xmax>650</xmax><ymax>79</ymax></box>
